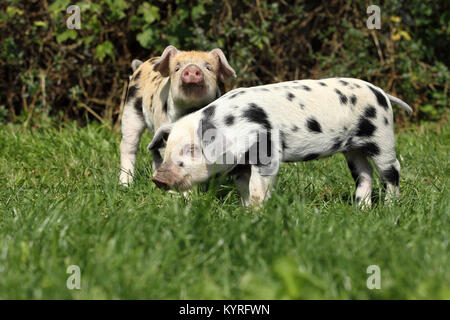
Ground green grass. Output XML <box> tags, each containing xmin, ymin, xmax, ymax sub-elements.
<box><xmin>0</xmin><ymin>121</ymin><xmax>448</xmax><ymax>299</ymax></box>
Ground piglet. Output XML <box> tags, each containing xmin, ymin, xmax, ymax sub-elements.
<box><xmin>148</xmin><ymin>78</ymin><xmax>412</xmax><ymax>207</ymax></box>
<box><xmin>119</xmin><ymin>45</ymin><xmax>236</xmax><ymax>186</ymax></box>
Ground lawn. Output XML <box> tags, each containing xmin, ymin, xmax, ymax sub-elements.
<box><xmin>0</xmin><ymin>120</ymin><xmax>448</xmax><ymax>299</ymax></box>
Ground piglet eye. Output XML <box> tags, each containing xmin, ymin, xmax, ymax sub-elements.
<box><xmin>205</xmin><ymin>64</ymin><xmax>212</xmax><ymax>71</ymax></box>
<box><xmin>175</xmin><ymin>64</ymin><xmax>181</xmax><ymax>72</ymax></box>
<box><xmin>178</xmin><ymin>161</ymin><xmax>184</xmax><ymax>167</ymax></box>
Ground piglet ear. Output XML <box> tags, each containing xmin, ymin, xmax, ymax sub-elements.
<box><xmin>153</xmin><ymin>45</ymin><xmax>178</xmax><ymax>77</ymax></box>
<box><xmin>131</xmin><ymin>59</ymin><xmax>143</xmax><ymax>72</ymax></box>
<box><xmin>147</xmin><ymin>123</ymin><xmax>174</xmax><ymax>151</ymax></box>
<box><xmin>209</xmin><ymin>48</ymin><xmax>236</xmax><ymax>82</ymax></box>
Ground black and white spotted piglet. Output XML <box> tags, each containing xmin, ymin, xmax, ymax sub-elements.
<box><xmin>148</xmin><ymin>78</ymin><xmax>412</xmax><ymax>207</ymax></box>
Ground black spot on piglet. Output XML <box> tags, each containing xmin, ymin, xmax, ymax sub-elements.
<box><xmin>347</xmin><ymin>161</ymin><xmax>361</xmax><ymax>187</ymax></box>
<box><xmin>134</xmin><ymin>97</ymin><xmax>144</xmax><ymax>120</ymax></box>
<box><xmin>335</xmin><ymin>89</ymin><xmax>348</xmax><ymax>105</ymax></box>
<box><xmin>382</xmin><ymin>165</ymin><xmax>400</xmax><ymax>186</ymax></box>
<box><xmin>202</xmin><ymin>105</ymin><xmax>216</xmax><ymax>119</ymax></box>
<box><xmin>228</xmin><ymin>91</ymin><xmax>245</xmax><ymax>99</ymax></box>
<box><xmin>360</xmin><ymin>142</ymin><xmax>380</xmax><ymax>157</ymax></box>
<box><xmin>306</xmin><ymin>117</ymin><xmax>322</xmax><ymax>133</ymax></box>
<box><xmin>364</xmin><ymin>105</ymin><xmax>377</xmax><ymax>118</ymax></box>
<box><xmin>224</xmin><ymin>114</ymin><xmax>235</xmax><ymax>126</ymax></box>
<box><xmin>242</xmin><ymin>103</ymin><xmax>272</xmax><ymax>131</ymax></box>
<box><xmin>368</xmin><ymin>85</ymin><xmax>389</xmax><ymax>111</ymax></box>
<box><xmin>355</xmin><ymin>117</ymin><xmax>376</xmax><ymax>137</ymax></box>
<box><xmin>126</xmin><ymin>85</ymin><xmax>138</xmax><ymax>102</ymax></box>
<box><xmin>331</xmin><ymin>138</ymin><xmax>342</xmax><ymax>151</ymax></box>
<box><xmin>302</xmin><ymin>85</ymin><xmax>311</xmax><ymax>91</ymax></box>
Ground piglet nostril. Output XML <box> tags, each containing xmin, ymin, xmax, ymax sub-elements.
<box><xmin>181</xmin><ymin>65</ymin><xmax>204</xmax><ymax>84</ymax></box>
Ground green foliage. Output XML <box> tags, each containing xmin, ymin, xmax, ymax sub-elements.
<box><xmin>0</xmin><ymin>0</ymin><xmax>448</xmax><ymax>125</ymax></box>
<box><xmin>0</xmin><ymin>121</ymin><xmax>448</xmax><ymax>298</ymax></box>
<box><xmin>95</xmin><ymin>41</ymin><xmax>115</xmax><ymax>63</ymax></box>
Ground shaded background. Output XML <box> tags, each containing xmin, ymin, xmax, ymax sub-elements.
<box><xmin>0</xmin><ymin>0</ymin><xmax>448</xmax><ymax>128</ymax></box>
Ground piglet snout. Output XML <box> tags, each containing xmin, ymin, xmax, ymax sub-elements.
<box><xmin>152</xmin><ymin>177</ymin><xmax>170</xmax><ymax>190</ymax></box>
<box><xmin>181</xmin><ymin>65</ymin><xmax>204</xmax><ymax>84</ymax></box>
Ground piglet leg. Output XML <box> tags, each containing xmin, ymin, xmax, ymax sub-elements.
<box><xmin>247</xmin><ymin>165</ymin><xmax>277</xmax><ymax>207</ymax></box>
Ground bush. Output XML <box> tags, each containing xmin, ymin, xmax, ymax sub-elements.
<box><xmin>0</xmin><ymin>0</ymin><xmax>448</xmax><ymax>126</ymax></box>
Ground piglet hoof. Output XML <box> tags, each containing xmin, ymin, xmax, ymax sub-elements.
<box><xmin>165</xmin><ymin>190</ymin><xmax>192</xmax><ymax>202</ymax></box>
<box><xmin>168</xmin><ymin>190</ymin><xmax>179</xmax><ymax>196</ymax></box>
<box><xmin>384</xmin><ymin>194</ymin><xmax>400</xmax><ymax>206</ymax></box>
<box><xmin>247</xmin><ymin>197</ymin><xmax>265</xmax><ymax>210</ymax></box>
<box><xmin>119</xmin><ymin>172</ymin><xmax>133</xmax><ymax>187</ymax></box>
<box><xmin>166</xmin><ymin>189</ymin><xmax>194</xmax><ymax>200</ymax></box>
<box><xmin>358</xmin><ymin>202</ymin><xmax>372</xmax><ymax>211</ymax></box>
<box><xmin>355</xmin><ymin>196</ymin><xmax>372</xmax><ymax>210</ymax></box>
<box><xmin>182</xmin><ymin>190</ymin><xmax>194</xmax><ymax>199</ymax></box>
<box><xmin>167</xmin><ymin>190</ymin><xmax>188</xmax><ymax>200</ymax></box>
